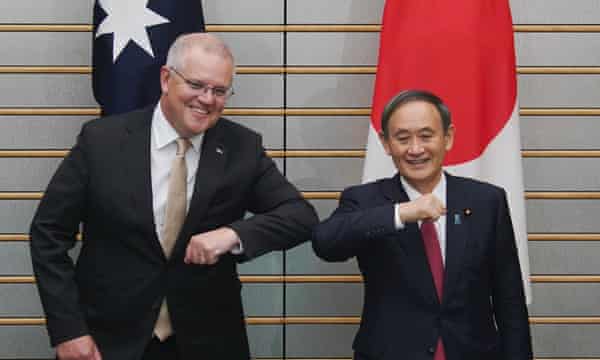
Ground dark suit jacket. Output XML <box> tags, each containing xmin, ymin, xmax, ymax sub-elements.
<box><xmin>313</xmin><ymin>173</ymin><xmax>532</xmax><ymax>360</ymax></box>
<box><xmin>30</xmin><ymin>106</ymin><xmax>317</xmax><ymax>360</ymax></box>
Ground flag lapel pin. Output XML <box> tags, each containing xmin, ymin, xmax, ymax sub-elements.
<box><xmin>454</xmin><ymin>214</ymin><xmax>461</xmax><ymax>225</ymax></box>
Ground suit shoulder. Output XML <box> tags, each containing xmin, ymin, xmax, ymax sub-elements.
<box><xmin>215</xmin><ymin>117</ymin><xmax>260</xmax><ymax>139</ymax></box>
<box><xmin>341</xmin><ymin>181</ymin><xmax>373</xmax><ymax>196</ymax></box>
<box><xmin>449</xmin><ymin>174</ymin><xmax>507</xmax><ymax>198</ymax></box>
<box><xmin>340</xmin><ymin>177</ymin><xmax>392</xmax><ymax>199</ymax></box>
<box><xmin>81</xmin><ymin>107</ymin><xmax>151</xmax><ymax>135</ymax></box>
<box><xmin>211</xmin><ymin>118</ymin><xmax>263</xmax><ymax>155</ymax></box>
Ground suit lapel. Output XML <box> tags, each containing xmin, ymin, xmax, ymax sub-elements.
<box><xmin>121</xmin><ymin>107</ymin><xmax>164</xmax><ymax>259</ymax></box>
<box><xmin>381</xmin><ymin>174</ymin><xmax>440</xmax><ymax>305</ymax></box>
<box><xmin>171</xmin><ymin>122</ymin><xmax>227</xmax><ymax>257</ymax></box>
<box><xmin>443</xmin><ymin>173</ymin><xmax>469</xmax><ymax>304</ymax></box>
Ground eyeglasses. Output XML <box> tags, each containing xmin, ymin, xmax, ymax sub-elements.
<box><xmin>169</xmin><ymin>67</ymin><xmax>234</xmax><ymax>100</ymax></box>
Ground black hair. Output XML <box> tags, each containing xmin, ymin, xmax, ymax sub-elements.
<box><xmin>380</xmin><ymin>89</ymin><xmax>451</xmax><ymax>137</ymax></box>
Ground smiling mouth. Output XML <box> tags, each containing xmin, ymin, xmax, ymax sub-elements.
<box><xmin>189</xmin><ymin>105</ymin><xmax>208</xmax><ymax>115</ymax></box>
<box><xmin>406</xmin><ymin>158</ymin><xmax>429</xmax><ymax>165</ymax></box>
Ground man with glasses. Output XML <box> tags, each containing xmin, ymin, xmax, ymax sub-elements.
<box><xmin>31</xmin><ymin>33</ymin><xmax>318</xmax><ymax>360</ymax></box>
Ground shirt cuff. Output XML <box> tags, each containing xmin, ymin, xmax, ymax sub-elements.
<box><xmin>230</xmin><ymin>238</ymin><xmax>244</xmax><ymax>255</ymax></box>
<box><xmin>394</xmin><ymin>203</ymin><xmax>405</xmax><ymax>230</ymax></box>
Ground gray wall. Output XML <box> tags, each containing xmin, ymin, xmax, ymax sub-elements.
<box><xmin>1</xmin><ymin>0</ymin><xmax>600</xmax><ymax>358</ymax></box>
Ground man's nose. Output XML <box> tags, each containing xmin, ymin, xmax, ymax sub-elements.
<box><xmin>407</xmin><ymin>139</ymin><xmax>424</xmax><ymax>154</ymax></box>
<box><xmin>196</xmin><ymin>88</ymin><xmax>216</xmax><ymax>103</ymax></box>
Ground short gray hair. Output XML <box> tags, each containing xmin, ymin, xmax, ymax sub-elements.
<box><xmin>165</xmin><ymin>33</ymin><xmax>235</xmax><ymax>70</ymax></box>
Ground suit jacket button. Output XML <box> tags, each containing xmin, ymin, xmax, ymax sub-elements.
<box><xmin>428</xmin><ymin>346</ymin><xmax>435</xmax><ymax>354</ymax></box>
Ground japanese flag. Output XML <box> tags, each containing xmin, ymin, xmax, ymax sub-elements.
<box><xmin>363</xmin><ymin>0</ymin><xmax>531</xmax><ymax>301</ymax></box>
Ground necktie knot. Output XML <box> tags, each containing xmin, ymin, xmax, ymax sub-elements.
<box><xmin>175</xmin><ymin>138</ymin><xmax>191</xmax><ymax>156</ymax></box>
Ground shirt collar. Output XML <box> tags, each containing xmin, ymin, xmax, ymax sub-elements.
<box><xmin>400</xmin><ymin>172</ymin><xmax>446</xmax><ymax>207</ymax></box>
<box><xmin>152</xmin><ymin>103</ymin><xmax>204</xmax><ymax>153</ymax></box>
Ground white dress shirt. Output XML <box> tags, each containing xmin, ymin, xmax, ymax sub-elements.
<box><xmin>150</xmin><ymin>104</ymin><xmax>243</xmax><ymax>254</ymax></box>
<box><xmin>150</xmin><ymin>104</ymin><xmax>204</xmax><ymax>246</ymax></box>
<box><xmin>394</xmin><ymin>173</ymin><xmax>447</xmax><ymax>264</ymax></box>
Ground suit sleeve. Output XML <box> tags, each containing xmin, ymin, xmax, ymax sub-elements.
<box><xmin>312</xmin><ymin>188</ymin><xmax>396</xmax><ymax>262</ymax></box>
<box><xmin>491</xmin><ymin>189</ymin><xmax>533</xmax><ymax>359</ymax></box>
<box><xmin>30</xmin><ymin>125</ymin><xmax>90</xmax><ymax>346</ymax></box>
<box><xmin>228</xmin><ymin>145</ymin><xmax>318</xmax><ymax>261</ymax></box>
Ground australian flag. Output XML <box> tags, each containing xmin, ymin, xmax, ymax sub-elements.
<box><xmin>92</xmin><ymin>0</ymin><xmax>205</xmax><ymax>116</ymax></box>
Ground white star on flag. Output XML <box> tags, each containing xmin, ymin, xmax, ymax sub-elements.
<box><xmin>95</xmin><ymin>0</ymin><xmax>170</xmax><ymax>62</ymax></box>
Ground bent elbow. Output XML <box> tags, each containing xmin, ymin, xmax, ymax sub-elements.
<box><xmin>311</xmin><ymin>227</ymin><xmax>349</xmax><ymax>262</ymax></box>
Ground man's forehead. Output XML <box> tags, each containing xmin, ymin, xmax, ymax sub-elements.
<box><xmin>179</xmin><ymin>50</ymin><xmax>234</xmax><ymax>76</ymax></box>
<box><xmin>391</xmin><ymin>103</ymin><xmax>440</xmax><ymax>120</ymax></box>
<box><xmin>183</xmin><ymin>47</ymin><xmax>227</xmax><ymax>63</ymax></box>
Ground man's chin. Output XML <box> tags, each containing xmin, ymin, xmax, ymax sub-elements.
<box><xmin>402</xmin><ymin>169</ymin><xmax>437</xmax><ymax>183</ymax></box>
<box><xmin>401</xmin><ymin>163</ymin><xmax>431</xmax><ymax>175</ymax></box>
<box><xmin>184</xmin><ymin>115</ymin><xmax>210</xmax><ymax>130</ymax></box>
<box><xmin>187</xmin><ymin>111</ymin><xmax>209</xmax><ymax>122</ymax></box>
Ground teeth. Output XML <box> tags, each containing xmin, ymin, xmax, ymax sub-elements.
<box><xmin>190</xmin><ymin>107</ymin><xmax>208</xmax><ymax>114</ymax></box>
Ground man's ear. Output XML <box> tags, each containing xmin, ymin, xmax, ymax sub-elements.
<box><xmin>444</xmin><ymin>124</ymin><xmax>455</xmax><ymax>151</ymax></box>
<box><xmin>159</xmin><ymin>66</ymin><xmax>171</xmax><ymax>94</ymax></box>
